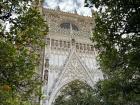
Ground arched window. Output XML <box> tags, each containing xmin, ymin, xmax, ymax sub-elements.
<box><xmin>60</xmin><ymin>22</ymin><xmax>79</xmax><ymax>31</ymax></box>
<box><xmin>60</xmin><ymin>23</ymin><xmax>70</xmax><ymax>29</ymax></box>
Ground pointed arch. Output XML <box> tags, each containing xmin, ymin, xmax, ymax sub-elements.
<box><xmin>47</xmin><ymin>50</ymin><xmax>95</xmax><ymax>105</ymax></box>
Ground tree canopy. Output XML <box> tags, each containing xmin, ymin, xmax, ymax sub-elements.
<box><xmin>85</xmin><ymin>0</ymin><xmax>140</xmax><ymax>105</ymax></box>
<box><xmin>0</xmin><ymin>0</ymin><xmax>48</xmax><ymax>104</ymax></box>
<box><xmin>54</xmin><ymin>80</ymin><xmax>100</xmax><ymax>105</ymax></box>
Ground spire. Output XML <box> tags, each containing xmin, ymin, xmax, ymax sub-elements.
<box><xmin>91</xmin><ymin>8</ymin><xmax>94</xmax><ymax>17</ymax></box>
<box><xmin>74</xmin><ymin>9</ymin><xmax>77</xmax><ymax>14</ymax></box>
<box><xmin>56</xmin><ymin>6</ymin><xmax>60</xmax><ymax>11</ymax></box>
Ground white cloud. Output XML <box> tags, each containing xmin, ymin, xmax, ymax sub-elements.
<box><xmin>44</xmin><ymin>0</ymin><xmax>92</xmax><ymax>16</ymax></box>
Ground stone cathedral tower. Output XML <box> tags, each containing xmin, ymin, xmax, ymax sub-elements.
<box><xmin>41</xmin><ymin>8</ymin><xmax>103</xmax><ymax>105</ymax></box>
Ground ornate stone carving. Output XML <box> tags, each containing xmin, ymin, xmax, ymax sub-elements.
<box><xmin>41</xmin><ymin>8</ymin><xmax>103</xmax><ymax>105</ymax></box>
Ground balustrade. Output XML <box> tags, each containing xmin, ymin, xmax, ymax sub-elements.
<box><xmin>46</xmin><ymin>38</ymin><xmax>95</xmax><ymax>53</ymax></box>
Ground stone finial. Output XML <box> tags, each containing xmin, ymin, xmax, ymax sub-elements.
<box><xmin>91</xmin><ymin>8</ymin><xmax>95</xmax><ymax>17</ymax></box>
<box><xmin>56</xmin><ymin>6</ymin><xmax>60</xmax><ymax>11</ymax></box>
<box><xmin>74</xmin><ymin>9</ymin><xmax>77</xmax><ymax>14</ymax></box>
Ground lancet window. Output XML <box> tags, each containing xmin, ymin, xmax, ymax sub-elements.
<box><xmin>51</xmin><ymin>39</ymin><xmax>54</xmax><ymax>46</ymax></box>
<box><xmin>67</xmin><ymin>42</ymin><xmax>70</xmax><ymax>48</ymax></box>
<box><xmin>76</xmin><ymin>43</ymin><xmax>79</xmax><ymax>49</ymax></box>
<box><xmin>46</xmin><ymin>38</ymin><xmax>50</xmax><ymax>45</ymax></box>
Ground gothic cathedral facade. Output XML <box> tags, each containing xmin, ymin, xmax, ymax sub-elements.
<box><xmin>41</xmin><ymin>8</ymin><xmax>103</xmax><ymax>105</ymax></box>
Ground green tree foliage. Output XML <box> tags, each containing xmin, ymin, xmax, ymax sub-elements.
<box><xmin>0</xmin><ymin>0</ymin><xmax>48</xmax><ymax>104</ymax></box>
<box><xmin>54</xmin><ymin>80</ymin><xmax>100</xmax><ymax>105</ymax></box>
<box><xmin>85</xmin><ymin>0</ymin><xmax>140</xmax><ymax>105</ymax></box>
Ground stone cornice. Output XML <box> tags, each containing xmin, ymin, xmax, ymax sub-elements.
<box><xmin>43</xmin><ymin>8</ymin><xmax>93</xmax><ymax>21</ymax></box>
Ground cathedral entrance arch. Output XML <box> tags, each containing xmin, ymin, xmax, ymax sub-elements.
<box><xmin>53</xmin><ymin>80</ymin><xmax>94</xmax><ymax>105</ymax></box>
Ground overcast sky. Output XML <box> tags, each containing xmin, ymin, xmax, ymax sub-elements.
<box><xmin>43</xmin><ymin>0</ymin><xmax>92</xmax><ymax>16</ymax></box>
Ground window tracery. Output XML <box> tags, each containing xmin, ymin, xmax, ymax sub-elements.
<box><xmin>60</xmin><ymin>23</ymin><xmax>70</xmax><ymax>29</ymax></box>
<box><xmin>60</xmin><ymin>22</ymin><xmax>79</xmax><ymax>31</ymax></box>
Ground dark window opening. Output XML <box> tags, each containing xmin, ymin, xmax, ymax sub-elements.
<box><xmin>60</xmin><ymin>22</ymin><xmax>79</xmax><ymax>31</ymax></box>
<box><xmin>72</xmin><ymin>24</ymin><xmax>79</xmax><ymax>31</ymax></box>
<box><xmin>60</xmin><ymin>23</ymin><xmax>70</xmax><ymax>29</ymax></box>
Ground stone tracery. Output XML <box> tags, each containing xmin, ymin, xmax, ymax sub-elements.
<box><xmin>60</xmin><ymin>22</ymin><xmax>79</xmax><ymax>31</ymax></box>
